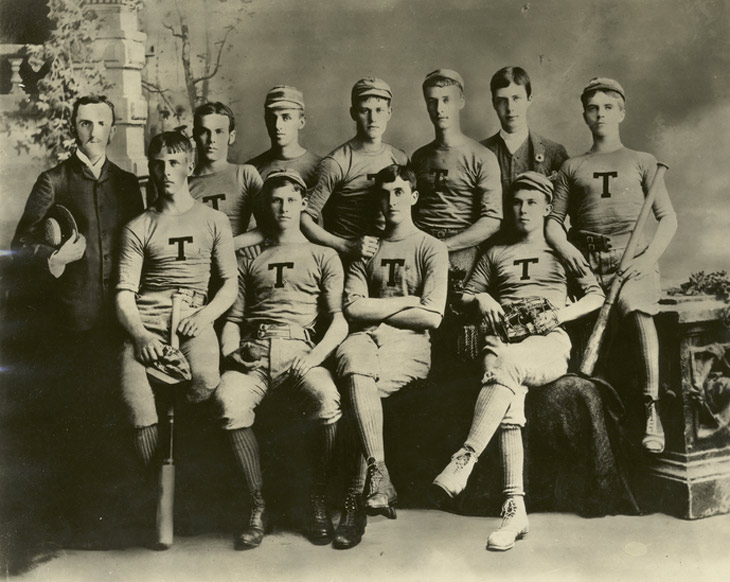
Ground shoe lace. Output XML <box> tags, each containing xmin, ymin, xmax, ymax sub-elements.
<box><xmin>310</xmin><ymin>492</ymin><xmax>328</xmax><ymax>521</ymax></box>
<box><xmin>645</xmin><ymin>401</ymin><xmax>659</xmax><ymax>434</ymax></box>
<box><xmin>453</xmin><ymin>449</ymin><xmax>476</xmax><ymax>471</ymax></box>
<box><xmin>499</xmin><ymin>498</ymin><xmax>518</xmax><ymax>527</ymax></box>
<box><xmin>341</xmin><ymin>493</ymin><xmax>360</xmax><ymax>527</ymax></box>
<box><xmin>366</xmin><ymin>462</ymin><xmax>383</xmax><ymax>492</ymax></box>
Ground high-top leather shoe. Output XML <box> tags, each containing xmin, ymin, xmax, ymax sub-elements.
<box><xmin>234</xmin><ymin>490</ymin><xmax>268</xmax><ymax>550</ymax></box>
<box><xmin>486</xmin><ymin>496</ymin><xmax>529</xmax><ymax>551</ymax></box>
<box><xmin>642</xmin><ymin>399</ymin><xmax>665</xmax><ymax>454</ymax></box>
<box><xmin>333</xmin><ymin>490</ymin><xmax>367</xmax><ymax>550</ymax></box>
<box><xmin>306</xmin><ymin>492</ymin><xmax>334</xmax><ymax>545</ymax></box>
<box><xmin>430</xmin><ymin>446</ymin><xmax>478</xmax><ymax>506</ymax></box>
<box><xmin>363</xmin><ymin>458</ymin><xmax>397</xmax><ymax>519</ymax></box>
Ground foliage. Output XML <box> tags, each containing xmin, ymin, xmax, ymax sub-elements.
<box><xmin>667</xmin><ymin>271</ymin><xmax>730</xmax><ymax>302</ymax></box>
<box><xmin>142</xmin><ymin>0</ymin><xmax>252</xmax><ymax>131</ymax></box>
<box><xmin>14</xmin><ymin>0</ymin><xmax>110</xmax><ymax>163</ymax></box>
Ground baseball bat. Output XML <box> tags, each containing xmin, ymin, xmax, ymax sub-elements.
<box><xmin>579</xmin><ymin>162</ymin><xmax>668</xmax><ymax>376</ymax></box>
<box><xmin>156</xmin><ymin>293</ymin><xmax>182</xmax><ymax>550</ymax></box>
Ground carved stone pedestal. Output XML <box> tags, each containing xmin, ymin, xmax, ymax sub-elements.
<box><xmin>647</xmin><ymin>297</ymin><xmax>730</xmax><ymax>519</ymax></box>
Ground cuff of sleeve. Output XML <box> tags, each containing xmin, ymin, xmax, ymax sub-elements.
<box><xmin>47</xmin><ymin>252</ymin><xmax>65</xmax><ymax>279</ymax></box>
<box><xmin>115</xmin><ymin>284</ymin><xmax>139</xmax><ymax>294</ymax></box>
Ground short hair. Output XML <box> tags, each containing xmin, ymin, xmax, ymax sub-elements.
<box><xmin>581</xmin><ymin>89</ymin><xmax>625</xmax><ymax>110</ymax></box>
<box><xmin>148</xmin><ymin>131</ymin><xmax>194</xmax><ymax>159</ymax></box>
<box><xmin>71</xmin><ymin>95</ymin><xmax>116</xmax><ymax>127</ymax></box>
<box><xmin>373</xmin><ymin>163</ymin><xmax>417</xmax><ymax>193</ymax></box>
<box><xmin>193</xmin><ymin>102</ymin><xmax>236</xmax><ymax>132</ymax></box>
<box><xmin>422</xmin><ymin>76</ymin><xmax>462</xmax><ymax>93</ymax></box>
<box><xmin>490</xmin><ymin>66</ymin><xmax>532</xmax><ymax>99</ymax></box>
<box><xmin>261</xmin><ymin>174</ymin><xmax>306</xmax><ymax>200</ymax></box>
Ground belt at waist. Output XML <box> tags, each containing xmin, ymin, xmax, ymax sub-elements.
<box><xmin>138</xmin><ymin>288</ymin><xmax>207</xmax><ymax>308</ymax></box>
<box><xmin>569</xmin><ymin>229</ymin><xmax>633</xmax><ymax>253</ymax></box>
<box><xmin>425</xmin><ymin>227</ymin><xmax>465</xmax><ymax>240</ymax></box>
<box><xmin>244</xmin><ymin>323</ymin><xmax>312</xmax><ymax>341</ymax></box>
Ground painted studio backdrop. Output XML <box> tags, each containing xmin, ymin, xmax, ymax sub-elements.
<box><xmin>0</xmin><ymin>0</ymin><xmax>729</xmax><ymax>285</ymax></box>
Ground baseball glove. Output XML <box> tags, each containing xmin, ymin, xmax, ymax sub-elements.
<box><xmin>147</xmin><ymin>344</ymin><xmax>192</xmax><ymax>384</ymax></box>
<box><xmin>456</xmin><ymin>297</ymin><xmax>560</xmax><ymax>361</ymax></box>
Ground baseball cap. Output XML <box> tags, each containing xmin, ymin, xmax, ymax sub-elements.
<box><xmin>43</xmin><ymin>204</ymin><xmax>78</xmax><ymax>248</ymax></box>
<box><xmin>263</xmin><ymin>168</ymin><xmax>307</xmax><ymax>191</ymax></box>
<box><xmin>265</xmin><ymin>85</ymin><xmax>305</xmax><ymax>110</ymax></box>
<box><xmin>351</xmin><ymin>77</ymin><xmax>392</xmax><ymax>103</ymax></box>
<box><xmin>581</xmin><ymin>77</ymin><xmax>625</xmax><ymax>101</ymax></box>
<box><xmin>423</xmin><ymin>68</ymin><xmax>465</xmax><ymax>91</ymax></box>
<box><xmin>512</xmin><ymin>171</ymin><xmax>555</xmax><ymax>202</ymax></box>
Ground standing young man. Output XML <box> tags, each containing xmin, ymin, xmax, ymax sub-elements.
<box><xmin>481</xmin><ymin>66</ymin><xmax>569</xmax><ymax>227</ymax></box>
<box><xmin>333</xmin><ymin>164</ymin><xmax>448</xmax><ymax>549</ymax></box>
<box><xmin>190</xmin><ymin>102</ymin><xmax>265</xmax><ymax>249</ymax></box>
<box><xmin>545</xmin><ymin>78</ymin><xmax>678</xmax><ymax>453</ymax></box>
<box><xmin>302</xmin><ymin>77</ymin><xmax>408</xmax><ymax>262</ymax></box>
<box><xmin>115</xmin><ymin>132</ymin><xmax>237</xmax><ymax>542</ymax></box>
<box><xmin>431</xmin><ymin>172</ymin><xmax>604</xmax><ymax>551</ymax></box>
<box><xmin>214</xmin><ymin>170</ymin><xmax>347</xmax><ymax>550</ymax></box>
<box><xmin>11</xmin><ymin>94</ymin><xmax>143</xmax><ymax>544</ymax></box>
<box><xmin>412</xmin><ymin>69</ymin><xmax>502</xmax><ymax>288</ymax></box>
<box><xmin>246</xmin><ymin>86</ymin><xmax>321</xmax><ymax>187</ymax></box>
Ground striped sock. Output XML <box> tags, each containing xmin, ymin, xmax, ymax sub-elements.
<box><xmin>463</xmin><ymin>383</ymin><xmax>514</xmax><ymax>456</ymax></box>
<box><xmin>346</xmin><ymin>374</ymin><xmax>384</xmax><ymax>462</ymax></box>
<box><xmin>499</xmin><ymin>425</ymin><xmax>525</xmax><ymax>497</ymax></box>
<box><xmin>632</xmin><ymin>313</ymin><xmax>660</xmax><ymax>401</ymax></box>
<box><xmin>312</xmin><ymin>421</ymin><xmax>338</xmax><ymax>490</ymax></box>
<box><xmin>134</xmin><ymin>424</ymin><xmax>159</xmax><ymax>467</ymax></box>
<box><xmin>228</xmin><ymin>427</ymin><xmax>263</xmax><ymax>493</ymax></box>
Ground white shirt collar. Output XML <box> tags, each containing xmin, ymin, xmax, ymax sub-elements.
<box><xmin>76</xmin><ymin>149</ymin><xmax>106</xmax><ymax>180</ymax></box>
<box><xmin>499</xmin><ymin>128</ymin><xmax>529</xmax><ymax>155</ymax></box>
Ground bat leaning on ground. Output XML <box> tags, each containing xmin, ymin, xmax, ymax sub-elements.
<box><xmin>579</xmin><ymin>162</ymin><xmax>669</xmax><ymax>376</ymax></box>
<box><xmin>154</xmin><ymin>293</ymin><xmax>183</xmax><ymax>550</ymax></box>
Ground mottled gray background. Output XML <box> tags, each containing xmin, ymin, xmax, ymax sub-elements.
<box><xmin>2</xmin><ymin>0</ymin><xmax>729</xmax><ymax>283</ymax></box>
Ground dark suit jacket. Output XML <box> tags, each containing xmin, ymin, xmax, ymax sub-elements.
<box><xmin>12</xmin><ymin>154</ymin><xmax>144</xmax><ymax>331</ymax></box>
<box><xmin>481</xmin><ymin>130</ymin><xmax>569</xmax><ymax>187</ymax></box>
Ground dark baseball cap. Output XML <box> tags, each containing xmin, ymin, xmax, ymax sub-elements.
<box><xmin>581</xmin><ymin>77</ymin><xmax>625</xmax><ymax>101</ymax></box>
<box><xmin>265</xmin><ymin>85</ymin><xmax>305</xmax><ymax>110</ymax></box>
<box><xmin>512</xmin><ymin>171</ymin><xmax>555</xmax><ymax>202</ymax></box>
<box><xmin>351</xmin><ymin>77</ymin><xmax>392</xmax><ymax>103</ymax></box>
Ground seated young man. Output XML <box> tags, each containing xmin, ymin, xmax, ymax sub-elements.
<box><xmin>546</xmin><ymin>78</ymin><xmax>677</xmax><ymax>454</ymax></box>
<box><xmin>115</xmin><ymin>131</ymin><xmax>238</xmax><ymax>541</ymax></box>
<box><xmin>431</xmin><ymin>172</ymin><xmax>604</xmax><ymax>551</ymax></box>
<box><xmin>333</xmin><ymin>164</ymin><xmax>448</xmax><ymax>549</ymax></box>
<box><xmin>214</xmin><ymin>169</ymin><xmax>348</xmax><ymax>550</ymax></box>
<box><xmin>246</xmin><ymin>86</ymin><xmax>321</xmax><ymax>188</ymax></box>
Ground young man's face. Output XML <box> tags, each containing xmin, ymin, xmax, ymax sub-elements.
<box><xmin>492</xmin><ymin>82</ymin><xmax>532</xmax><ymax>134</ymax></box>
<box><xmin>265</xmin><ymin>108</ymin><xmax>305</xmax><ymax>148</ymax></box>
<box><xmin>268</xmin><ymin>182</ymin><xmax>305</xmax><ymax>231</ymax></box>
<box><xmin>512</xmin><ymin>188</ymin><xmax>551</xmax><ymax>235</ymax></box>
<box><xmin>378</xmin><ymin>176</ymin><xmax>418</xmax><ymax>227</ymax></box>
<box><xmin>193</xmin><ymin>113</ymin><xmax>236</xmax><ymax>163</ymax></box>
<box><xmin>424</xmin><ymin>84</ymin><xmax>464</xmax><ymax>131</ymax></box>
<box><xmin>350</xmin><ymin>96</ymin><xmax>392</xmax><ymax>141</ymax></box>
<box><xmin>583</xmin><ymin>91</ymin><xmax>625</xmax><ymax>138</ymax></box>
<box><xmin>74</xmin><ymin>103</ymin><xmax>116</xmax><ymax>162</ymax></box>
<box><xmin>149</xmin><ymin>149</ymin><xmax>194</xmax><ymax>198</ymax></box>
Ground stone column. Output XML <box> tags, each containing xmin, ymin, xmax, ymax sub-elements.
<box><xmin>87</xmin><ymin>0</ymin><xmax>148</xmax><ymax>176</ymax></box>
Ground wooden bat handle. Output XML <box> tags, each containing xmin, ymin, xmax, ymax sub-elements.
<box><xmin>579</xmin><ymin>163</ymin><xmax>668</xmax><ymax>376</ymax></box>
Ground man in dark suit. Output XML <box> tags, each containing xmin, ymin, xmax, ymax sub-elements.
<box><xmin>12</xmin><ymin>94</ymin><xmax>144</xmax><ymax>546</ymax></box>
<box><xmin>481</xmin><ymin>66</ymin><xmax>568</xmax><ymax>230</ymax></box>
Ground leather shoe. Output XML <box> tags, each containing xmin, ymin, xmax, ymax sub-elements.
<box><xmin>234</xmin><ymin>490</ymin><xmax>269</xmax><ymax>550</ymax></box>
<box><xmin>333</xmin><ymin>491</ymin><xmax>367</xmax><ymax>550</ymax></box>
<box><xmin>363</xmin><ymin>458</ymin><xmax>397</xmax><ymax>519</ymax></box>
<box><xmin>306</xmin><ymin>492</ymin><xmax>334</xmax><ymax>545</ymax></box>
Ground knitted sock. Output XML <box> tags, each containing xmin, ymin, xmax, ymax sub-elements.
<box><xmin>346</xmin><ymin>374</ymin><xmax>384</xmax><ymax>462</ymax></box>
<box><xmin>134</xmin><ymin>424</ymin><xmax>159</xmax><ymax>467</ymax></box>
<box><xmin>228</xmin><ymin>427</ymin><xmax>263</xmax><ymax>493</ymax></box>
<box><xmin>463</xmin><ymin>383</ymin><xmax>514</xmax><ymax>456</ymax></box>
<box><xmin>499</xmin><ymin>425</ymin><xmax>525</xmax><ymax>497</ymax></box>
<box><xmin>632</xmin><ymin>312</ymin><xmax>660</xmax><ymax>401</ymax></box>
<box><xmin>311</xmin><ymin>421</ymin><xmax>338</xmax><ymax>491</ymax></box>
